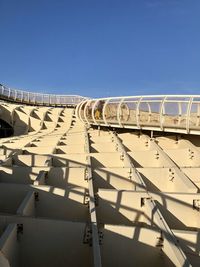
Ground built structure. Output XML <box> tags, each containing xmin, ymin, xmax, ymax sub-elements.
<box><xmin>0</xmin><ymin>84</ymin><xmax>200</xmax><ymax>266</ymax></box>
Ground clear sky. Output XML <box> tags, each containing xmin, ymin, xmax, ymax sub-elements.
<box><xmin>0</xmin><ymin>0</ymin><xmax>200</xmax><ymax>97</ymax></box>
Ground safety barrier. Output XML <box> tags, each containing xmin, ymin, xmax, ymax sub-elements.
<box><xmin>0</xmin><ymin>84</ymin><xmax>86</xmax><ymax>106</ymax></box>
<box><xmin>76</xmin><ymin>95</ymin><xmax>200</xmax><ymax>135</ymax></box>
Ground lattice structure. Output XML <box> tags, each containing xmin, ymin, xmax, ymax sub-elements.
<box><xmin>0</xmin><ymin>90</ymin><xmax>200</xmax><ymax>266</ymax></box>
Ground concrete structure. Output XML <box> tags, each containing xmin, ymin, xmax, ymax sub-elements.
<box><xmin>0</xmin><ymin>85</ymin><xmax>200</xmax><ymax>266</ymax></box>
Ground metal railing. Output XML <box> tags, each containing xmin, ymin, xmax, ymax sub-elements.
<box><xmin>0</xmin><ymin>84</ymin><xmax>87</xmax><ymax>106</ymax></box>
<box><xmin>76</xmin><ymin>95</ymin><xmax>200</xmax><ymax>135</ymax></box>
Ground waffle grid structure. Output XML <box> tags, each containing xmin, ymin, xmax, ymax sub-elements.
<box><xmin>0</xmin><ymin>93</ymin><xmax>200</xmax><ymax>266</ymax></box>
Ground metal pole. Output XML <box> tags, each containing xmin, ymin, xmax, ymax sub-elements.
<box><xmin>117</xmin><ymin>98</ymin><xmax>124</xmax><ymax>127</ymax></box>
<box><xmin>136</xmin><ymin>97</ymin><xmax>142</xmax><ymax>129</ymax></box>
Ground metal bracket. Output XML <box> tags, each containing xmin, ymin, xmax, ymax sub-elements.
<box><xmin>34</xmin><ymin>192</ymin><xmax>39</xmax><ymax>201</ymax></box>
<box><xmin>84</xmin><ymin>168</ymin><xmax>89</xmax><ymax>181</ymax></box>
<box><xmin>169</xmin><ymin>168</ymin><xmax>175</xmax><ymax>182</ymax></box>
<box><xmin>188</xmin><ymin>149</ymin><xmax>194</xmax><ymax>160</ymax></box>
<box><xmin>115</xmin><ymin>143</ymin><xmax>119</xmax><ymax>151</ymax></box>
<box><xmin>83</xmin><ymin>192</ymin><xmax>98</xmax><ymax>206</ymax></box>
<box><xmin>98</xmin><ymin>230</ymin><xmax>103</xmax><ymax>245</ymax></box>
<box><xmin>44</xmin><ymin>171</ymin><xmax>48</xmax><ymax>179</ymax></box>
<box><xmin>145</xmin><ymin>140</ymin><xmax>149</xmax><ymax>147</ymax></box>
<box><xmin>156</xmin><ymin>231</ymin><xmax>164</xmax><ymax>248</ymax></box>
<box><xmin>155</xmin><ymin>151</ymin><xmax>159</xmax><ymax>159</ymax></box>
<box><xmin>94</xmin><ymin>194</ymin><xmax>99</xmax><ymax>206</ymax></box>
<box><xmin>83</xmin><ymin>225</ymin><xmax>92</xmax><ymax>246</ymax></box>
<box><xmin>120</xmin><ymin>153</ymin><xmax>125</xmax><ymax>161</ymax></box>
<box><xmin>83</xmin><ymin>226</ymin><xmax>103</xmax><ymax>246</ymax></box>
<box><xmin>127</xmin><ymin>168</ymin><xmax>132</xmax><ymax>180</ymax></box>
<box><xmin>193</xmin><ymin>199</ymin><xmax>200</xmax><ymax>211</ymax></box>
<box><xmin>175</xmin><ymin>135</ymin><xmax>180</xmax><ymax>144</ymax></box>
<box><xmin>83</xmin><ymin>191</ymin><xmax>90</xmax><ymax>206</ymax></box>
<box><xmin>17</xmin><ymin>223</ymin><xmax>23</xmax><ymax>241</ymax></box>
<box><xmin>141</xmin><ymin>197</ymin><xmax>151</xmax><ymax>207</ymax></box>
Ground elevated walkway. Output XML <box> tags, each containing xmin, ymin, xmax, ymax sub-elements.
<box><xmin>0</xmin><ymin>84</ymin><xmax>86</xmax><ymax>106</ymax></box>
<box><xmin>2</xmin><ymin>84</ymin><xmax>200</xmax><ymax>135</ymax></box>
<box><xmin>76</xmin><ymin>95</ymin><xmax>200</xmax><ymax>135</ymax></box>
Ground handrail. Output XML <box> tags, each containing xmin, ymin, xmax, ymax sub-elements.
<box><xmin>2</xmin><ymin>83</ymin><xmax>200</xmax><ymax>135</ymax></box>
<box><xmin>0</xmin><ymin>84</ymin><xmax>87</xmax><ymax>106</ymax></box>
<box><xmin>76</xmin><ymin>95</ymin><xmax>200</xmax><ymax>135</ymax></box>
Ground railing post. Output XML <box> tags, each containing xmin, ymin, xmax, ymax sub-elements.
<box><xmin>1</xmin><ymin>85</ymin><xmax>4</xmax><ymax>95</ymax></box>
<box><xmin>84</xmin><ymin>100</ymin><xmax>92</xmax><ymax>125</ymax></box>
<box><xmin>160</xmin><ymin>96</ymin><xmax>166</xmax><ymax>131</ymax></box>
<box><xmin>92</xmin><ymin>100</ymin><xmax>99</xmax><ymax>124</ymax></box>
<box><xmin>147</xmin><ymin>102</ymin><xmax>151</xmax><ymax>123</ymax></box>
<box><xmin>102</xmin><ymin>99</ymin><xmax>109</xmax><ymax>126</ymax></box>
<box><xmin>136</xmin><ymin>97</ymin><xmax>142</xmax><ymax>129</ymax></box>
<box><xmin>197</xmin><ymin>100</ymin><xmax>200</xmax><ymax>127</ymax></box>
<box><xmin>21</xmin><ymin>91</ymin><xmax>23</xmax><ymax>102</ymax></box>
<box><xmin>8</xmin><ymin>88</ymin><xmax>11</xmax><ymax>98</ymax></box>
<box><xmin>186</xmin><ymin>97</ymin><xmax>193</xmax><ymax>134</ymax></box>
<box><xmin>14</xmin><ymin>90</ymin><xmax>17</xmax><ymax>100</ymax></box>
<box><xmin>178</xmin><ymin>101</ymin><xmax>182</xmax><ymax>126</ymax></box>
<box><xmin>78</xmin><ymin>100</ymin><xmax>87</xmax><ymax>123</ymax></box>
<box><xmin>117</xmin><ymin>98</ymin><xmax>124</xmax><ymax>127</ymax></box>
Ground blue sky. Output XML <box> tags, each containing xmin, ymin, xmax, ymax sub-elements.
<box><xmin>0</xmin><ymin>0</ymin><xmax>200</xmax><ymax>97</ymax></box>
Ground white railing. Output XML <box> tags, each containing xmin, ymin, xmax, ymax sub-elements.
<box><xmin>76</xmin><ymin>95</ymin><xmax>200</xmax><ymax>135</ymax></box>
<box><xmin>0</xmin><ymin>84</ymin><xmax>87</xmax><ymax>106</ymax></box>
